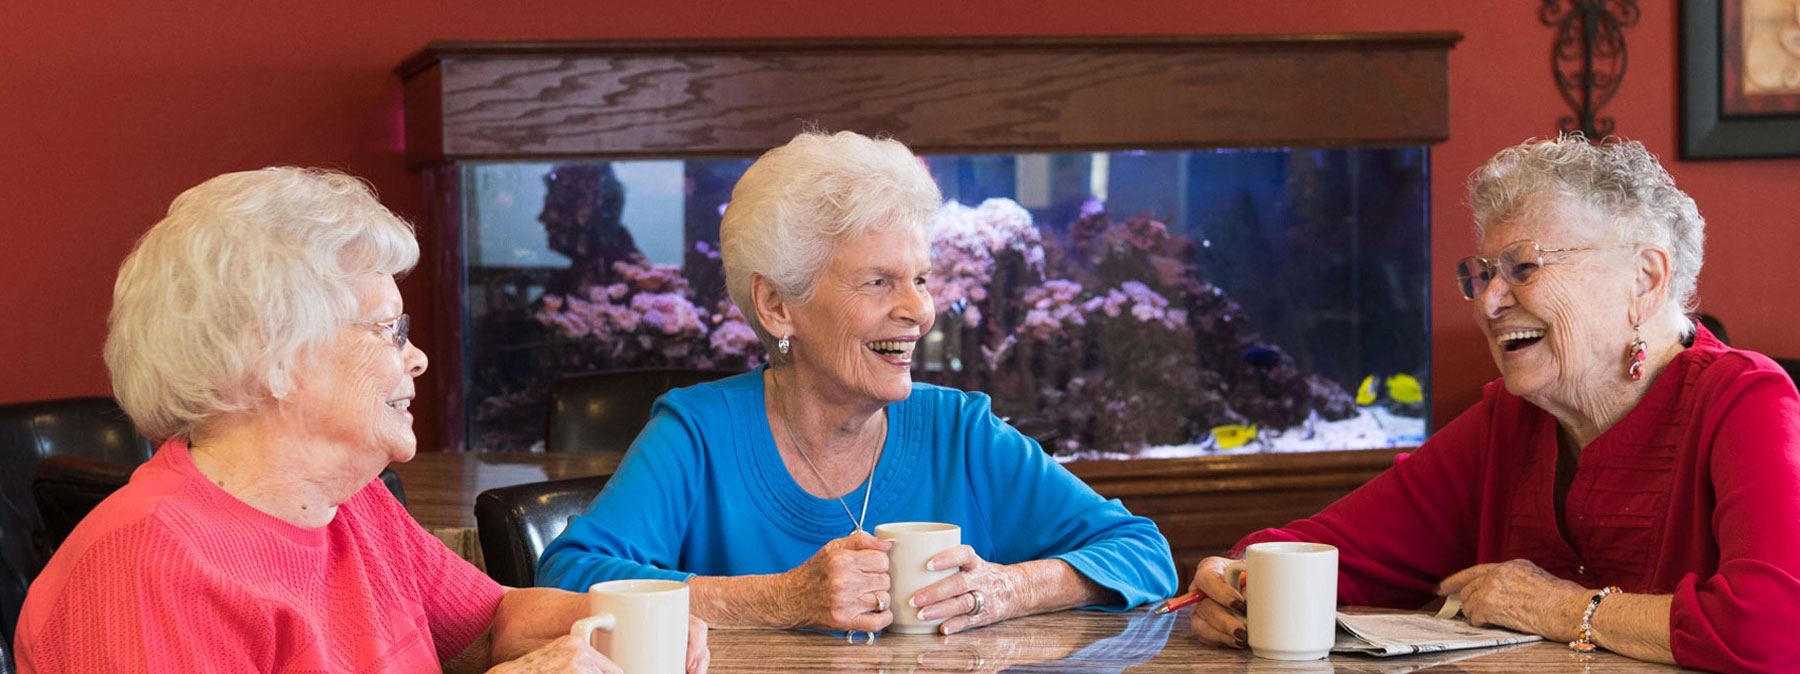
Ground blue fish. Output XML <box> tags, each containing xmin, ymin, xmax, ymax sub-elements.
<box><xmin>1242</xmin><ymin>346</ymin><xmax>1280</xmax><ymax>370</ymax></box>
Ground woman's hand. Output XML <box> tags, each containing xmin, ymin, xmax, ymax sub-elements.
<box><xmin>909</xmin><ymin>549</ymin><xmax>1112</xmax><ymax>635</ymax></box>
<box><xmin>485</xmin><ymin>634</ymin><xmax>620</xmax><ymax>674</ymax></box>
<box><xmin>777</xmin><ymin>531</ymin><xmax>894</xmax><ymax>632</ymax></box>
<box><xmin>1438</xmin><ymin>559</ymin><xmax>1589</xmax><ymax>640</ymax></box>
<box><xmin>907</xmin><ymin>546</ymin><xmax>1018</xmax><ymax>635</ymax></box>
<box><xmin>1185</xmin><ymin>556</ymin><xmax>1249</xmax><ymax>649</ymax></box>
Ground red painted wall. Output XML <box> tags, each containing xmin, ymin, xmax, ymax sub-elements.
<box><xmin>5</xmin><ymin>1</ymin><xmax>1797</xmax><ymax>449</ymax></box>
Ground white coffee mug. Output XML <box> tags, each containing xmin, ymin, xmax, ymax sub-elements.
<box><xmin>570</xmin><ymin>579</ymin><xmax>689</xmax><ymax>674</ymax></box>
<box><xmin>874</xmin><ymin>521</ymin><xmax>960</xmax><ymax>634</ymax></box>
<box><xmin>1225</xmin><ymin>541</ymin><xmax>1338</xmax><ymax>661</ymax></box>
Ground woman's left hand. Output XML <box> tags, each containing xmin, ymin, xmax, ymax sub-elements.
<box><xmin>1438</xmin><ymin>559</ymin><xmax>1589</xmax><ymax>640</ymax></box>
<box><xmin>909</xmin><ymin>545</ymin><xmax>1027</xmax><ymax>635</ymax></box>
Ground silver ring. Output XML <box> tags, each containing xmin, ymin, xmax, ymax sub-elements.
<box><xmin>966</xmin><ymin>589</ymin><xmax>985</xmax><ymax>617</ymax></box>
<box><xmin>876</xmin><ymin>594</ymin><xmax>888</xmax><ymax>613</ymax></box>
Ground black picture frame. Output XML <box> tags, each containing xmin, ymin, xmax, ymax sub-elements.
<box><xmin>1680</xmin><ymin>0</ymin><xmax>1800</xmax><ymax>159</ymax></box>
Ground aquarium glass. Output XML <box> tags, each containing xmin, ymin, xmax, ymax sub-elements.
<box><xmin>459</xmin><ymin>148</ymin><xmax>1431</xmax><ymax>457</ymax></box>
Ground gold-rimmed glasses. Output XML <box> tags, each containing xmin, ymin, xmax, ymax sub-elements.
<box><xmin>350</xmin><ymin>314</ymin><xmax>410</xmax><ymax>350</ymax></box>
<box><xmin>1454</xmin><ymin>240</ymin><xmax>1603</xmax><ymax>300</ymax></box>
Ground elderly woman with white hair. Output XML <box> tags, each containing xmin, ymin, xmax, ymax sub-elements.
<box><xmin>1184</xmin><ymin>137</ymin><xmax>1800</xmax><ymax>673</ymax></box>
<box><xmin>14</xmin><ymin>168</ymin><xmax>708</xmax><ymax>674</ymax></box>
<box><xmin>537</xmin><ymin>130</ymin><xmax>1177</xmax><ymax>634</ymax></box>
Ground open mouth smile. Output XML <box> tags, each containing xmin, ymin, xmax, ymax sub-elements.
<box><xmin>1497</xmin><ymin>329</ymin><xmax>1545</xmax><ymax>352</ymax></box>
<box><xmin>866</xmin><ymin>339</ymin><xmax>917</xmax><ymax>366</ymax></box>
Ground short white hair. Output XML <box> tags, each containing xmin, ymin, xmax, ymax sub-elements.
<box><xmin>720</xmin><ymin>130</ymin><xmax>942</xmax><ymax>355</ymax></box>
<box><xmin>1468</xmin><ymin>135</ymin><xmax>1706</xmax><ymax>333</ymax></box>
<box><xmin>104</xmin><ymin>167</ymin><xmax>419</xmax><ymax>442</ymax></box>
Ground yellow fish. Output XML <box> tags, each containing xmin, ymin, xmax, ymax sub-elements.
<box><xmin>1211</xmin><ymin>424</ymin><xmax>1258</xmax><ymax>449</ymax></box>
<box><xmin>1356</xmin><ymin>375</ymin><xmax>1377</xmax><ymax>406</ymax></box>
<box><xmin>1385</xmin><ymin>374</ymin><xmax>1423</xmax><ymax>404</ymax></box>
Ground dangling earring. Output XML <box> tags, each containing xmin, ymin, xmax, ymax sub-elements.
<box><xmin>1626</xmin><ymin>325</ymin><xmax>1647</xmax><ymax>381</ymax></box>
<box><xmin>777</xmin><ymin>335</ymin><xmax>791</xmax><ymax>356</ymax></box>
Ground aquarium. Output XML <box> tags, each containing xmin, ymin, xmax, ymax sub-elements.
<box><xmin>458</xmin><ymin>148</ymin><xmax>1431</xmax><ymax>457</ymax></box>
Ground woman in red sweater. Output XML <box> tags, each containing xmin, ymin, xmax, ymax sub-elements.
<box><xmin>1187</xmin><ymin>136</ymin><xmax>1800</xmax><ymax>674</ymax></box>
<box><xmin>13</xmin><ymin>168</ymin><xmax>709</xmax><ymax>674</ymax></box>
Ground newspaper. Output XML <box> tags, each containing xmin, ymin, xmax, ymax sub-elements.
<box><xmin>1331</xmin><ymin>603</ymin><xmax>1543</xmax><ymax>657</ymax></box>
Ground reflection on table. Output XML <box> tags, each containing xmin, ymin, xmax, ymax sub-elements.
<box><xmin>708</xmin><ymin>607</ymin><xmax>1698</xmax><ymax>673</ymax></box>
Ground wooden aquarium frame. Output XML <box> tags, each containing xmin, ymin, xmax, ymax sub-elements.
<box><xmin>397</xmin><ymin>32</ymin><xmax>1457</xmax><ymax>575</ymax></box>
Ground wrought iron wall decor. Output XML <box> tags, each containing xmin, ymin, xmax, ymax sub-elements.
<box><xmin>1541</xmin><ymin>0</ymin><xmax>1641</xmax><ymax>139</ymax></box>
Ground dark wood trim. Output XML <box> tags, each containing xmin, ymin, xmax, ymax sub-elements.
<box><xmin>419</xmin><ymin>165</ymin><xmax>468</xmax><ymax>452</ymax></box>
<box><xmin>399</xmin><ymin>33</ymin><xmax>1458</xmax><ymax>167</ymax></box>
<box><xmin>396</xmin><ymin>33</ymin><xmax>1464</xmax><ymax>78</ymax></box>
<box><xmin>1070</xmin><ymin>449</ymin><xmax>1401</xmax><ymax>579</ymax></box>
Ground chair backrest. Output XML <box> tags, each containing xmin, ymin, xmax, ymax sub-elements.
<box><xmin>0</xmin><ymin>396</ymin><xmax>154</xmax><ymax>653</ymax></box>
<box><xmin>474</xmin><ymin>475</ymin><xmax>612</xmax><ymax>587</ymax></box>
<box><xmin>30</xmin><ymin>455</ymin><xmax>138</xmax><ymax>554</ymax></box>
<box><xmin>1777</xmin><ymin>357</ymin><xmax>1800</xmax><ymax>387</ymax></box>
<box><xmin>545</xmin><ymin>368</ymin><xmax>739</xmax><ymax>453</ymax></box>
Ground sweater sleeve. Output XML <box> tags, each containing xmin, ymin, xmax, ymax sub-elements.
<box><xmin>1669</xmin><ymin>370</ymin><xmax>1800</xmax><ymax>673</ymax></box>
<box><xmin>366</xmin><ymin>481</ymin><xmax>503</xmax><ymax>662</ymax></box>
<box><xmin>536</xmin><ymin>395</ymin><xmax>703</xmax><ymax>590</ymax></box>
<box><xmin>17</xmin><ymin>523</ymin><xmax>269</xmax><ymax>674</ymax></box>
<box><xmin>956</xmin><ymin>391</ymin><xmax>1178</xmax><ymax>610</ymax></box>
<box><xmin>1236</xmin><ymin>388</ymin><xmax>1494</xmax><ymax>608</ymax></box>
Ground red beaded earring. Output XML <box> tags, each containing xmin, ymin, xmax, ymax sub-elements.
<box><xmin>1626</xmin><ymin>325</ymin><xmax>1647</xmax><ymax>381</ymax></box>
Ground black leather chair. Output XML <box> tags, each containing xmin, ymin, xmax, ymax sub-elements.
<box><xmin>1</xmin><ymin>397</ymin><xmax>154</xmax><ymax>665</ymax></box>
<box><xmin>1777</xmin><ymin>358</ymin><xmax>1800</xmax><ymax>387</ymax></box>
<box><xmin>474</xmin><ymin>475</ymin><xmax>611</xmax><ymax>587</ymax></box>
<box><xmin>545</xmin><ymin>368</ymin><xmax>739</xmax><ymax>453</ymax></box>
<box><xmin>1696</xmin><ymin>312</ymin><xmax>1730</xmax><ymax>345</ymax></box>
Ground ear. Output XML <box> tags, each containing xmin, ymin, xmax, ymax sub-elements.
<box><xmin>750</xmin><ymin>272</ymin><xmax>796</xmax><ymax>340</ymax></box>
<box><xmin>1629</xmin><ymin>244</ymin><xmax>1672</xmax><ymax>325</ymax></box>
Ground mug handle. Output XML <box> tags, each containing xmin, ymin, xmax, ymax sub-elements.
<box><xmin>1223</xmin><ymin>560</ymin><xmax>1248</xmax><ymax>615</ymax></box>
<box><xmin>570</xmin><ymin>613</ymin><xmax>617</xmax><ymax>646</ymax></box>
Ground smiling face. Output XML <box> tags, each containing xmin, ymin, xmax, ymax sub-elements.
<box><xmin>1472</xmin><ymin>203</ymin><xmax>1636</xmax><ymax>408</ymax></box>
<box><xmin>284</xmin><ymin>273</ymin><xmax>429</xmax><ymax>475</ymax></box>
<box><xmin>785</xmin><ymin>224</ymin><xmax>935</xmax><ymax>406</ymax></box>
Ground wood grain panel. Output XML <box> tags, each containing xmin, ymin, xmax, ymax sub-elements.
<box><xmin>400</xmin><ymin>34</ymin><xmax>1457</xmax><ymax>166</ymax></box>
<box><xmin>1071</xmin><ymin>449</ymin><xmax>1399</xmax><ymax>581</ymax></box>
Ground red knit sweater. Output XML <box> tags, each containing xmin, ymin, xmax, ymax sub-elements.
<box><xmin>15</xmin><ymin>439</ymin><xmax>503</xmax><ymax>673</ymax></box>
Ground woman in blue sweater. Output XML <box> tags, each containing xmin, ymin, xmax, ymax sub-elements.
<box><xmin>538</xmin><ymin>130</ymin><xmax>1176</xmax><ymax>635</ymax></box>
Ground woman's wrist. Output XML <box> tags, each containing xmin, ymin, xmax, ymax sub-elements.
<box><xmin>687</xmin><ymin>573</ymin><xmax>798</xmax><ymax>629</ymax></box>
<box><xmin>1010</xmin><ymin>559</ymin><xmax>1106</xmax><ymax>617</ymax></box>
<box><xmin>1568</xmin><ymin>586</ymin><xmax>1623</xmax><ymax>652</ymax></box>
<box><xmin>1553</xmin><ymin>587</ymin><xmax>1599</xmax><ymax>642</ymax></box>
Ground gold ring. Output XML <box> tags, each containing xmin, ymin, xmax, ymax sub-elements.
<box><xmin>966</xmin><ymin>589</ymin><xmax>985</xmax><ymax>617</ymax></box>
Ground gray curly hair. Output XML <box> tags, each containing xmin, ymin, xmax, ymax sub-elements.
<box><xmin>1467</xmin><ymin>135</ymin><xmax>1705</xmax><ymax>332</ymax></box>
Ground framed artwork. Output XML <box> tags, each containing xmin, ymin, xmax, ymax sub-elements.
<box><xmin>1681</xmin><ymin>0</ymin><xmax>1800</xmax><ymax>158</ymax></box>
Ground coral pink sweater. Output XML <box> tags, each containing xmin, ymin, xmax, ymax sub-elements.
<box><xmin>1236</xmin><ymin>327</ymin><xmax>1800</xmax><ymax>673</ymax></box>
<box><xmin>14</xmin><ymin>440</ymin><xmax>503</xmax><ymax>673</ymax></box>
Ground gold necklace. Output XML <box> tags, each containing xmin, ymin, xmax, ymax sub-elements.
<box><xmin>770</xmin><ymin>370</ymin><xmax>883</xmax><ymax>534</ymax></box>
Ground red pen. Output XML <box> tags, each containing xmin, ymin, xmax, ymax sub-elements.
<box><xmin>1153</xmin><ymin>589</ymin><xmax>1205</xmax><ymax>615</ymax></box>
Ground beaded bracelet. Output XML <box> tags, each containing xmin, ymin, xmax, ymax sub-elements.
<box><xmin>1569</xmin><ymin>586</ymin><xmax>1623</xmax><ymax>653</ymax></box>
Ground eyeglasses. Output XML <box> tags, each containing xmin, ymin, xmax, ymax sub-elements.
<box><xmin>350</xmin><ymin>314</ymin><xmax>410</xmax><ymax>350</ymax></box>
<box><xmin>1454</xmin><ymin>240</ymin><xmax>1602</xmax><ymax>300</ymax></box>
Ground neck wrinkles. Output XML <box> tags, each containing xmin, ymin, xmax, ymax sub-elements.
<box><xmin>1540</xmin><ymin>335</ymin><xmax>1686</xmax><ymax>451</ymax></box>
